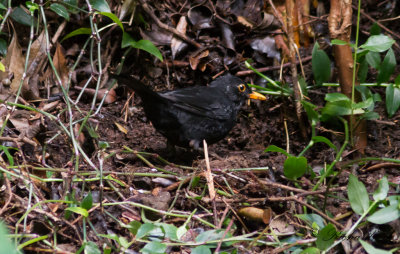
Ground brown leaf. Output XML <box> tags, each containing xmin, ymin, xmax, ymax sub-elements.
<box><xmin>189</xmin><ymin>49</ymin><xmax>209</xmax><ymax>71</ymax></box>
<box><xmin>2</xmin><ymin>31</ymin><xmax>25</xmax><ymax>93</ymax></box>
<box><xmin>171</xmin><ymin>16</ymin><xmax>188</xmax><ymax>59</ymax></box>
<box><xmin>53</xmin><ymin>43</ymin><xmax>69</xmax><ymax>89</ymax></box>
<box><xmin>27</xmin><ymin>30</ymin><xmax>46</xmax><ymax>74</ymax></box>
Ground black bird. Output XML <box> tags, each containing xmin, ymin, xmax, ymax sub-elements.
<box><xmin>112</xmin><ymin>74</ymin><xmax>266</xmax><ymax>150</ymax></box>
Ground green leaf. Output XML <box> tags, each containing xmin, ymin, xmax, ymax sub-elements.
<box><xmin>388</xmin><ymin>196</ymin><xmax>399</xmax><ymax>206</ymax></box>
<box><xmin>196</xmin><ymin>229</ymin><xmax>233</xmax><ymax>246</ymax></box>
<box><xmin>118</xmin><ymin>236</ymin><xmax>129</xmax><ymax>249</ymax></box>
<box><xmin>373</xmin><ymin>176</ymin><xmax>389</xmax><ymax>201</ymax></box>
<box><xmin>365</xmin><ymin>51</ymin><xmax>381</xmax><ymax>69</ymax></box>
<box><xmin>85</xmin><ymin>126</ymin><xmax>99</xmax><ymax>139</ymax></box>
<box><xmin>325</xmin><ymin>93</ymin><xmax>350</xmax><ymax>102</ymax></box>
<box><xmin>321</xmin><ymin>101</ymin><xmax>363</xmax><ymax>120</ymax></box>
<box><xmin>300</xmin><ymin>247</ymin><xmax>320</xmax><ymax>254</ymax></box>
<box><xmin>128</xmin><ymin>221</ymin><xmax>142</xmax><ymax>236</ymax></box>
<box><xmin>136</xmin><ymin>223</ymin><xmax>157</xmax><ymax>239</ymax></box>
<box><xmin>377</xmin><ymin>48</ymin><xmax>396</xmax><ymax>84</ymax></box>
<box><xmin>301</xmin><ymin>100</ymin><xmax>319</xmax><ymax>126</ymax></box>
<box><xmin>177</xmin><ymin>225</ymin><xmax>187</xmax><ymax>240</ymax></box>
<box><xmin>264</xmin><ymin>145</ymin><xmax>290</xmax><ymax>157</ymax></box>
<box><xmin>0</xmin><ymin>222</ymin><xmax>19</xmax><ymax>254</ymax></box>
<box><xmin>98</xmin><ymin>12</ymin><xmax>124</xmax><ymax>31</ymax></box>
<box><xmin>160</xmin><ymin>223</ymin><xmax>178</xmax><ymax>241</ymax></box>
<box><xmin>98</xmin><ymin>233</ymin><xmax>119</xmax><ymax>242</ymax></box>
<box><xmin>348</xmin><ymin>175</ymin><xmax>370</xmax><ymax>215</ymax></box>
<box><xmin>63</xmin><ymin>0</ymin><xmax>79</xmax><ymax>14</ymax></box>
<box><xmin>385</xmin><ymin>83</ymin><xmax>400</xmax><ymax>117</ymax></box>
<box><xmin>81</xmin><ymin>192</ymin><xmax>93</xmax><ymax>210</ymax></box>
<box><xmin>396</xmin><ymin>74</ymin><xmax>400</xmax><ymax>86</ymax></box>
<box><xmin>355</xmin><ymin>86</ymin><xmax>376</xmax><ymax>111</ymax></box>
<box><xmin>192</xmin><ymin>246</ymin><xmax>212</xmax><ymax>254</ymax></box>
<box><xmin>283</xmin><ymin>156</ymin><xmax>307</xmax><ymax>180</ymax></box>
<box><xmin>295</xmin><ymin>214</ymin><xmax>325</xmax><ymax>229</ymax></box>
<box><xmin>122</xmin><ymin>32</ymin><xmax>163</xmax><ymax>61</ymax></box>
<box><xmin>331</xmin><ymin>39</ymin><xmax>348</xmax><ymax>45</ymax></box>
<box><xmin>302</xmin><ymin>101</ymin><xmax>319</xmax><ymax>126</ymax></box>
<box><xmin>299</xmin><ymin>76</ymin><xmax>308</xmax><ymax>96</ymax></box>
<box><xmin>98</xmin><ymin>141</ymin><xmax>109</xmax><ymax>149</ymax></box>
<box><xmin>65</xmin><ymin>207</ymin><xmax>89</xmax><ymax>217</ymax></box>
<box><xmin>358</xmin><ymin>57</ymin><xmax>368</xmax><ymax>83</ymax></box>
<box><xmin>367</xmin><ymin>204</ymin><xmax>400</xmax><ymax>224</ymax></box>
<box><xmin>50</xmin><ymin>3</ymin><xmax>70</xmax><ymax>21</ymax></box>
<box><xmin>89</xmin><ymin>0</ymin><xmax>111</xmax><ymax>12</ymax></box>
<box><xmin>10</xmin><ymin>7</ymin><xmax>34</xmax><ymax>26</ymax></box>
<box><xmin>140</xmin><ymin>242</ymin><xmax>167</xmax><ymax>254</ymax></box>
<box><xmin>26</xmin><ymin>2</ymin><xmax>39</xmax><ymax>12</ymax></box>
<box><xmin>312</xmin><ymin>42</ymin><xmax>331</xmax><ymax>85</ymax></box>
<box><xmin>353</xmin><ymin>97</ymin><xmax>373</xmax><ymax>109</ymax></box>
<box><xmin>0</xmin><ymin>146</ymin><xmax>16</xmax><ymax>167</ymax></box>
<box><xmin>62</xmin><ymin>28</ymin><xmax>92</xmax><ymax>41</ymax></box>
<box><xmin>84</xmin><ymin>241</ymin><xmax>101</xmax><ymax>254</ymax></box>
<box><xmin>360</xmin><ymin>111</ymin><xmax>379</xmax><ymax>120</ymax></box>
<box><xmin>316</xmin><ymin>224</ymin><xmax>338</xmax><ymax>250</ymax></box>
<box><xmin>370</xmin><ymin>23</ymin><xmax>381</xmax><ymax>36</ymax></box>
<box><xmin>359</xmin><ymin>240</ymin><xmax>392</xmax><ymax>254</ymax></box>
<box><xmin>360</xmin><ymin>35</ymin><xmax>395</xmax><ymax>52</ymax></box>
<box><xmin>311</xmin><ymin>136</ymin><xmax>337</xmax><ymax>152</ymax></box>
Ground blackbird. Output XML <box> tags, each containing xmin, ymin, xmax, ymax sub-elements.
<box><xmin>112</xmin><ymin>73</ymin><xmax>266</xmax><ymax>150</ymax></box>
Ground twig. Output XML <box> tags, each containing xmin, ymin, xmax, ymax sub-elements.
<box><xmin>203</xmin><ymin>140</ymin><xmax>217</xmax><ymax>226</ymax></box>
<box><xmin>0</xmin><ymin>172</ymin><xmax>13</xmax><ymax>216</ymax></box>
<box><xmin>138</xmin><ymin>0</ymin><xmax>203</xmax><ymax>49</ymax></box>
<box><xmin>353</xmin><ymin>5</ymin><xmax>400</xmax><ymax>42</ymax></box>
<box><xmin>236</xmin><ymin>56</ymin><xmax>312</xmax><ymax>76</ymax></box>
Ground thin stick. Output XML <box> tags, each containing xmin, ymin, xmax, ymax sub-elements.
<box><xmin>203</xmin><ymin>140</ymin><xmax>217</xmax><ymax>226</ymax></box>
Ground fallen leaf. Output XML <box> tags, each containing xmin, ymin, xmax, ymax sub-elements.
<box><xmin>115</xmin><ymin>122</ymin><xmax>128</xmax><ymax>134</ymax></box>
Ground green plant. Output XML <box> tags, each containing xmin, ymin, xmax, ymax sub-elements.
<box><xmin>322</xmin><ymin>175</ymin><xmax>400</xmax><ymax>253</ymax></box>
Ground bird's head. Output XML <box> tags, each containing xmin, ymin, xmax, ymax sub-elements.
<box><xmin>211</xmin><ymin>74</ymin><xmax>266</xmax><ymax>104</ymax></box>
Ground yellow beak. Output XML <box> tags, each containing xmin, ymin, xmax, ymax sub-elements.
<box><xmin>248</xmin><ymin>91</ymin><xmax>267</xmax><ymax>101</ymax></box>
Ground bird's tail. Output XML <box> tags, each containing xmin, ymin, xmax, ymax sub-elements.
<box><xmin>110</xmin><ymin>73</ymin><xmax>161</xmax><ymax>100</ymax></box>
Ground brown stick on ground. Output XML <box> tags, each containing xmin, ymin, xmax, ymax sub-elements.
<box><xmin>286</xmin><ymin>0</ymin><xmax>307</xmax><ymax>139</ymax></box>
<box><xmin>328</xmin><ymin>0</ymin><xmax>367</xmax><ymax>153</ymax></box>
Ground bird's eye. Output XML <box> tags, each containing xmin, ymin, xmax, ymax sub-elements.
<box><xmin>237</xmin><ymin>84</ymin><xmax>246</xmax><ymax>93</ymax></box>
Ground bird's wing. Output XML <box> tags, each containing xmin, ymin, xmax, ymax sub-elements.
<box><xmin>160</xmin><ymin>87</ymin><xmax>233</xmax><ymax>120</ymax></box>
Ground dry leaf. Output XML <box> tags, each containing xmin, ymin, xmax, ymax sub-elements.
<box><xmin>2</xmin><ymin>31</ymin><xmax>25</xmax><ymax>93</ymax></box>
<box><xmin>189</xmin><ymin>49</ymin><xmax>209</xmax><ymax>71</ymax></box>
<box><xmin>171</xmin><ymin>16</ymin><xmax>188</xmax><ymax>59</ymax></box>
<box><xmin>53</xmin><ymin>43</ymin><xmax>69</xmax><ymax>89</ymax></box>
<box><xmin>115</xmin><ymin>122</ymin><xmax>128</xmax><ymax>134</ymax></box>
